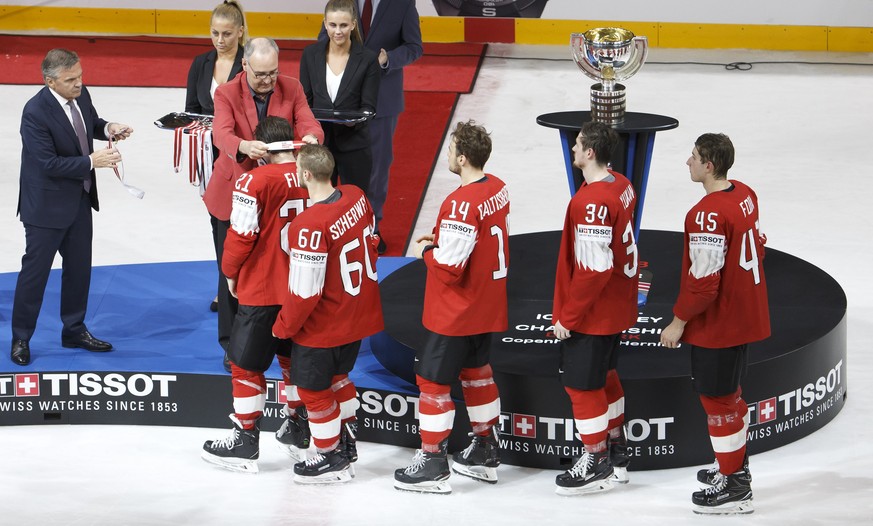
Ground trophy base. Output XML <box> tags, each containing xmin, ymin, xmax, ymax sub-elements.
<box><xmin>590</xmin><ymin>83</ymin><xmax>627</xmax><ymax>125</ymax></box>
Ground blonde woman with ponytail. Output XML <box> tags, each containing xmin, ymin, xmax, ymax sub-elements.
<box><xmin>185</xmin><ymin>0</ymin><xmax>248</xmax><ymax>371</ymax></box>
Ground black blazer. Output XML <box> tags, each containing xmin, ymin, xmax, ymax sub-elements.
<box><xmin>18</xmin><ymin>86</ymin><xmax>108</xmax><ymax>228</ymax></box>
<box><xmin>299</xmin><ymin>39</ymin><xmax>381</xmax><ymax>152</ymax></box>
<box><xmin>318</xmin><ymin>0</ymin><xmax>422</xmax><ymax>118</ymax></box>
<box><xmin>186</xmin><ymin>46</ymin><xmax>245</xmax><ymax>115</ymax></box>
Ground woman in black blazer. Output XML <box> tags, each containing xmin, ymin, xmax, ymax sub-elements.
<box><xmin>185</xmin><ymin>0</ymin><xmax>246</xmax><ymax>369</ymax></box>
<box><xmin>186</xmin><ymin>1</ymin><xmax>246</xmax><ymax>116</ymax></box>
<box><xmin>300</xmin><ymin>0</ymin><xmax>381</xmax><ymax>194</ymax></box>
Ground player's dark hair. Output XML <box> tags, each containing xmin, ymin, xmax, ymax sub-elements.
<box><xmin>41</xmin><ymin>49</ymin><xmax>79</xmax><ymax>80</ymax></box>
<box><xmin>325</xmin><ymin>0</ymin><xmax>363</xmax><ymax>44</ymax></box>
<box><xmin>579</xmin><ymin>121</ymin><xmax>619</xmax><ymax>166</ymax></box>
<box><xmin>254</xmin><ymin>116</ymin><xmax>294</xmax><ymax>151</ymax></box>
<box><xmin>451</xmin><ymin>120</ymin><xmax>492</xmax><ymax>170</ymax></box>
<box><xmin>695</xmin><ymin>133</ymin><xmax>735</xmax><ymax>179</ymax></box>
<box><xmin>298</xmin><ymin>144</ymin><xmax>335</xmax><ymax>181</ymax></box>
<box><xmin>212</xmin><ymin>0</ymin><xmax>248</xmax><ymax>47</ymax></box>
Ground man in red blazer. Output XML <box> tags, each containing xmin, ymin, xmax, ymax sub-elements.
<box><xmin>205</xmin><ymin>37</ymin><xmax>324</xmax><ymax>372</ymax></box>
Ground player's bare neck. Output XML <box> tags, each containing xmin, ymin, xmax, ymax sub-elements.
<box><xmin>271</xmin><ymin>152</ymin><xmax>296</xmax><ymax>164</ymax></box>
<box><xmin>308</xmin><ymin>182</ymin><xmax>336</xmax><ymax>203</ymax></box>
<box><xmin>460</xmin><ymin>168</ymin><xmax>486</xmax><ymax>186</ymax></box>
<box><xmin>582</xmin><ymin>164</ymin><xmax>611</xmax><ymax>184</ymax></box>
<box><xmin>703</xmin><ymin>176</ymin><xmax>731</xmax><ymax>194</ymax></box>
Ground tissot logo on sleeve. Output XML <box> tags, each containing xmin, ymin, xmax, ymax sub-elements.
<box><xmin>432</xmin><ymin>0</ymin><xmax>549</xmax><ymax>18</ymax></box>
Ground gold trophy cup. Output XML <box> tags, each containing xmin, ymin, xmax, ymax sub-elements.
<box><xmin>571</xmin><ymin>28</ymin><xmax>648</xmax><ymax>125</ymax></box>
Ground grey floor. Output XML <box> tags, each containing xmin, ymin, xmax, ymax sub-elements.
<box><xmin>0</xmin><ymin>45</ymin><xmax>871</xmax><ymax>524</ymax></box>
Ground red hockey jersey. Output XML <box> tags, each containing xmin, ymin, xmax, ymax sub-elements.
<box><xmin>422</xmin><ymin>174</ymin><xmax>509</xmax><ymax>336</ymax></box>
<box><xmin>272</xmin><ymin>185</ymin><xmax>384</xmax><ymax>347</ymax></box>
<box><xmin>673</xmin><ymin>180</ymin><xmax>770</xmax><ymax>348</ymax></box>
<box><xmin>222</xmin><ymin>162</ymin><xmax>309</xmax><ymax>306</ymax></box>
<box><xmin>553</xmin><ymin>171</ymin><xmax>639</xmax><ymax>335</ymax></box>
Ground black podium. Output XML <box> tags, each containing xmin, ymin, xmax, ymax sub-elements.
<box><xmin>536</xmin><ymin>111</ymin><xmax>678</xmax><ymax>238</ymax></box>
<box><xmin>374</xmin><ymin>231</ymin><xmax>848</xmax><ymax>470</ymax></box>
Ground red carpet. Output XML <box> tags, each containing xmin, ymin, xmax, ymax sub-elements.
<box><xmin>0</xmin><ymin>35</ymin><xmax>486</xmax><ymax>255</ymax></box>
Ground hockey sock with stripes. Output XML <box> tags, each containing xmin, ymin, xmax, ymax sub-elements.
<box><xmin>417</xmin><ymin>375</ymin><xmax>455</xmax><ymax>453</ymax></box>
<box><xmin>460</xmin><ymin>364</ymin><xmax>501</xmax><ymax>435</ymax></box>
<box><xmin>231</xmin><ymin>364</ymin><xmax>266</xmax><ymax>430</ymax></box>
<box><xmin>564</xmin><ymin>386</ymin><xmax>609</xmax><ymax>452</ymax></box>
<box><xmin>298</xmin><ymin>386</ymin><xmax>341</xmax><ymax>452</ymax></box>
<box><xmin>700</xmin><ymin>388</ymin><xmax>750</xmax><ymax>475</ymax></box>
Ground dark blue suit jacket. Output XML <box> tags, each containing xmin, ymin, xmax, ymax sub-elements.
<box><xmin>320</xmin><ymin>0</ymin><xmax>423</xmax><ymax>118</ymax></box>
<box><xmin>18</xmin><ymin>86</ymin><xmax>108</xmax><ymax>229</ymax></box>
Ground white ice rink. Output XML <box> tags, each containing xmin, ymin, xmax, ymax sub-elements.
<box><xmin>1</xmin><ymin>45</ymin><xmax>872</xmax><ymax>524</ymax></box>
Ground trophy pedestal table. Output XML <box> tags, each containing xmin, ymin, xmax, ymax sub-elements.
<box><xmin>536</xmin><ymin>111</ymin><xmax>678</xmax><ymax>238</ymax></box>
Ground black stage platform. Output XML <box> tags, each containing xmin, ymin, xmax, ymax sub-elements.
<box><xmin>375</xmin><ymin>230</ymin><xmax>847</xmax><ymax>470</ymax></box>
<box><xmin>0</xmin><ymin>232</ymin><xmax>847</xmax><ymax>472</ymax></box>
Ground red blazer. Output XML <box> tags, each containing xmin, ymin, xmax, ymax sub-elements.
<box><xmin>206</xmin><ymin>72</ymin><xmax>324</xmax><ymax>220</ymax></box>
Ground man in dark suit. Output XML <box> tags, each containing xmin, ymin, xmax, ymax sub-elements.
<box><xmin>323</xmin><ymin>0</ymin><xmax>423</xmax><ymax>253</ymax></box>
<box><xmin>11</xmin><ymin>48</ymin><xmax>133</xmax><ymax>366</ymax></box>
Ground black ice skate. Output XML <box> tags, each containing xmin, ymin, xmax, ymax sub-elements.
<box><xmin>697</xmin><ymin>452</ymin><xmax>751</xmax><ymax>487</ymax></box>
<box><xmin>340</xmin><ymin>420</ymin><xmax>358</xmax><ymax>463</ymax></box>
<box><xmin>293</xmin><ymin>449</ymin><xmax>352</xmax><ymax>484</ymax></box>
<box><xmin>201</xmin><ymin>414</ymin><xmax>260</xmax><ymax>474</ymax></box>
<box><xmin>394</xmin><ymin>442</ymin><xmax>452</xmax><ymax>494</ymax></box>
<box><xmin>692</xmin><ymin>469</ymin><xmax>754</xmax><ymax>515</ymax></box>
<box><xmin>555</xmin><ymin>450</ymin><xmax>614</xmax><ymax>496</ymax></box>
<box><xmin>275</xmin><ymin>407</ymin><xmax>310</xmax><ymax>462</ymax></box>
<box><xmin>608</xmin><ymin>424</ymin><xmax>630</xmax><ymax>484</ymax></box>
<box><xmin>451</xmin><ymin>427</ymin><xmax>500</xmax><ymax>483</ymax></box>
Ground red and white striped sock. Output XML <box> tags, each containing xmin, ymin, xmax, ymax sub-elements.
<box><xmin>565</xmin><ymin>386</ymin><xmax>609</xmax><ymax>452</ymax></box>
<box><xmin>460</xmin><ymin>365</ymin><xmax>500</xmax><ymax>435</ymax></box>
<box><xmin>417</xmin><ymin>375</ymin><xmax>454</xmax><ymax>453</ymax></box>
<box><xmin>231</xmin><ymin>364</ymin><xmax>266</xmax><ymax>430</ymax></box>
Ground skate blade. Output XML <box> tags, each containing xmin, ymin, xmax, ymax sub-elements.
<box><xmin>611</xmin><ymin>467</ymin><xmax>629</xmax><ymax>484</ymax></box>
<box><xmin>277</xmin><ymin>442</ymin><xmax>308</xmax><ymax>463</ymax></box>
<box><xmin>451</xmin><ymin>463</ymin><xmax>498</xmax><ymax>484</ymax></box>
<box><xmin>293</xmin><ymin>468</ymin><xmax>353</xmax><ymax>485</ymax></box>
<box><xmin>393</xmin><ymin>480</ymin><xmax>452</xmax><ymax>495</ymax></box>
<box><xmin>555</xmin><ymin>480</ymin><xmax>614</xmax><ymax>496</ymax></box>
<box><xmin>200</xmin><ymin>451</ymin><xmax>259</xmax><ymax>474</ymax></box>
<box><xmin>693</xmin><ymin>500</ymin><xmax>754</xmax><ymax>515</ymax></box>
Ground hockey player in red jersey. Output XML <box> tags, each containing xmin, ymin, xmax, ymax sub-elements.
<box><xmin>661</xmin><ymin>133</ymin><xmax>769</xmax><ymax>515</ymax></box>
<box><xmin>394</xmin><ymin>120</ymin><xmax>508</xmax><ymax>494</ymax></box>
<box><xmin>272</xmin><ymin>144</ymin><xmax>384</xmax><ymax>484</ymax></box>
<box><xmin>551</xmin><ymin>121</ymin><xmax>638</xmax><ymax>496</ymax></box>
<box><xmin>202</xmin><ymin>116</ymin><xmax>311</xmax><ymax>473</ymax></box>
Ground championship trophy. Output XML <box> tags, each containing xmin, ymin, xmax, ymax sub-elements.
<box><xmin>571</xmin><ymin>28</ymin><xmax>648</xmax><ymax>125</ymax></box>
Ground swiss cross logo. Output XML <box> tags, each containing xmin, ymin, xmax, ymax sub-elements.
<box><xmin>512</xmin><ymin>413</ymin><xmax>536</xmax><ymax>438</ymax></box>
<box><xmin>758</xmin><ymin>397</ymin><xmax>777</xmax><ymax>423</ymax></box>
<box><xmin>15</xmin><ymin>374</ymin><xmax>40</xmax><ymax>397</ymax></box>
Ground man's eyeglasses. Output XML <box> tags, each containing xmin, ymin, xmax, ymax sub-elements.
<box><xmin>251</xmin><ymin>69</ymin><xmax>279</xmax><ymax>80</ymax></box>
